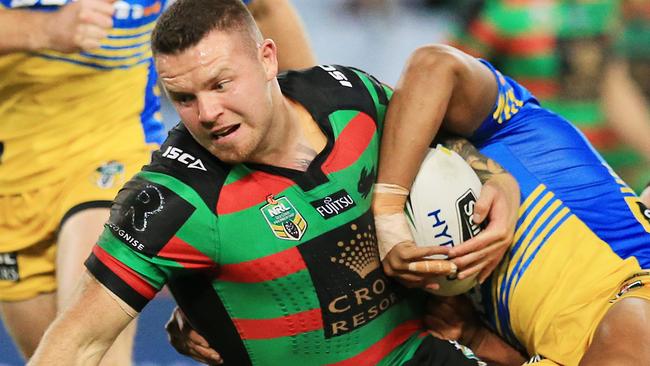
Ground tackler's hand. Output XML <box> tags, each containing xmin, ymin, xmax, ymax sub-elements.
<box><xmin>382</xmin><ymin>241</ymin><xmax>456</xmax><ymax>291</ymax></box>
<box><xmin>166</xmin><ymin>307</ymin><xmax>223</xmax><ymax>365</ymax></box>
<box><xmin>449</xmin><ymin>173</ymin><xmax>519</xmax><ymax>283</ymax></box>
<box><xmin>373</xmin><ymin>182</ymin><xmax>456</xmax><ymax>291</ymax></box>
<box><xmin>424</xmin><ymin>295</ymin><xmax>480</xmax><ymax>345</ymax></box>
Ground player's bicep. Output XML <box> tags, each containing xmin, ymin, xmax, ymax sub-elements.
<box><xmin>443</xmin><ymin>48</ymin><xmax>499</xmax><ymax>136</ymax></box>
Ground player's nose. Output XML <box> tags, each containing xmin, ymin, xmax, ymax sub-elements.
<box><xmin>197</xmin><ymin>94</ymin><xmax>224</xmax><ymax>126</ymax></box>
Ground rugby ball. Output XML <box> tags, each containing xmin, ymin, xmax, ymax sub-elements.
<box><xmin>406</xmin><ymin>145</ymin><xmax>482</xmax><ymax>296</ymax></box>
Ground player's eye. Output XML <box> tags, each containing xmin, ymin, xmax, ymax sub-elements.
<box><xmin>171</xmin><ymin>93</ymin><xmax>195</xmax><ymax>106</ymax></box>
<box><xmin>213</xmin><ymin>80</ymin><xmax>230</xmax><ymax>91</ymax></box>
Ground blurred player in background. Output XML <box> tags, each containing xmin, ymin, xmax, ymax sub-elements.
<box><xmin>449</xmin><ymin>0</ymin><xmax>650</xmax><ymax>192</ymax></box>
<box><xmin>614</xmin><ymin>0</ymin><xmax>650</xmax><ymax>119</ymax></box>
<box><xmin>0</xmin><ymin>0</ymin><xmax>314</xmax><ymax>363</ymax></box>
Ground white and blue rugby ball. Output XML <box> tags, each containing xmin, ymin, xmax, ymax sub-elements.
<box><xmin>406</xmin><ymin>144</ymin><xmax>482</xmax><ymax>296</ymax></box>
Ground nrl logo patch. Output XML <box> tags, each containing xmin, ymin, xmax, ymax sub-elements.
<box><xmin>92</xmin><ymin>161</ymin><xmax>125</xmax><ymax>189</ymax></box>
<box><xmin>261</xmin><ymin>195</ymin><xmax>307</xmax><ymax>241</ymax></box>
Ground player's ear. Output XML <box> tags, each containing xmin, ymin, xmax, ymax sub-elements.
<box><xmin>259</xmin><ymin>39</ymin><xmax>278</xmax><ymax>80</ymax></box>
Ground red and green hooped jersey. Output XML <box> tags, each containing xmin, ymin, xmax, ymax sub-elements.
<box><xmin>615</xmin><ymin>1</ymin><xmax>650</xmax><ymax>100</ymax></box>
<box><xmin>450</xmin><ymin>0</ymin><xmax>645</xmax><ymax>189</ymax></box>
<box><xmin>84</xmin><ymin>66</ymin><xmax>483</xmax><ymax>365</ymax></box>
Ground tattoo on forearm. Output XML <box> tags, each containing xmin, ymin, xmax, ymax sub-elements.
<box><xmin>441</xmin><ymin>137</ymin><xmax>506</xmax><ymax>183</ymax></box>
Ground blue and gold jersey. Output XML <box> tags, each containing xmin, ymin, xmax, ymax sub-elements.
<box><xmin>0</xmin><ymin>0</ymin><xmax>166</xmax><ymax>193</ymax></box>
<box><xmin>468</xmin><ymin>61</ymin><xmax>650</xmax><ymax>364</ymax></box>
<box><xmin>472</xmin><ymin>60</ymin><xmax>650</xmax><ymax>265</ymax></box>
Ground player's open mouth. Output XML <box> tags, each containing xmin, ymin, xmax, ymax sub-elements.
<box><xmin>212</xmin><ymin>124</ymin><xmax>240</xmax><ymax>140</ymax></box>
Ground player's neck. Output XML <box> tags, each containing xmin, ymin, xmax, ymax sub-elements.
<box><xmin>287</xmin><ymin>98</ymin><xmax>326</xmax><ymax>171</ymax></box>
<box><xmin>250</xmin><ymin>96</ymin><xmax>326</xmax><ymax>171</ymax></box>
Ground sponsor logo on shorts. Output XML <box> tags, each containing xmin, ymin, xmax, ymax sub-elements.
<box><xmin>260</xmin><ymin>195</ymin><xmax>307</xmax><ymax>241</ymax></box>
<box><xmin>92</xmin><ymin>160</ymin><xmax>125</xmax><ymax>189</ymax></box>
<box><xmin>0</xmin><ymin>252</ymin><xmax>19</xmax><ymax>281</ymax></box>
<box><xmin>610</xmin><ymin>271</ymin><xmax>649</xmax><ymax>303</ymax></box>
<box><xmin>310</xmin><ymin>189</ymin><xmax>356</xmax><ymax>219</ymax></box>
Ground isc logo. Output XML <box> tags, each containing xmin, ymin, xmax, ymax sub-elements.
<box><xmin>161</xmin><ymin>146</ymin><xmax>207</xmax><ymax>171</ymax></box>
<box><xmin>319</xmin><ymin>65</ymin><xmax>353</xmax><ymax>88</ymax></box>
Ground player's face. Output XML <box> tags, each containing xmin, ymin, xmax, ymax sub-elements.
<box><xmin>156</xmin><ymin>29</ymin><xmax>278</xmax><ymax>164</ymax></box>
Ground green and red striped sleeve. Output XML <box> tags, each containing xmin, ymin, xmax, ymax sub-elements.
<box><xmin>85</xmin><ymin>172</ymin><xmax>219</xmax><ymax>311</ymax></box>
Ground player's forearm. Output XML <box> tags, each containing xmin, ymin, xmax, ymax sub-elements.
<box><xmin>469</xmin><ymin>327</ymin><xmax>526</xmax><ymax>366</ymax></box>
<box><xmin>377</xmin><ymin>46</ymin><xmax>459</xmax><ymax>189</ymax></box>
<box><xmin>440</xmin><ymin>136</ymin><xmax>508</xmax><ymax>184</ymax></box>
<box><xmin>0</xmin><ymin>9</ymin><xmax>53</xmax><ymax>55</ymax></box>
<box><xmin>28</xmin><ymin>315</ymin><xmax>112</xmax><ymax>365</ymax></box>
<box><xmin>249</xmin><ymin>0</ymin><xmax>316</xmax><ymax>70</ymax></box>
<box><xmin>29</xmin><ymin>272</ymin><xmax>136</xmax><ymax>365</ymax></box>
<box><xmin>377</xmin><ymin>45</ymin><xmax>496</xmax><ymax>190</ymax></box>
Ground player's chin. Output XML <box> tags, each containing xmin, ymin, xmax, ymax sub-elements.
<box><xmin>209</xmin><ymin>145</ymin><xmax>251</xmax><ymax>164</ymax></box>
